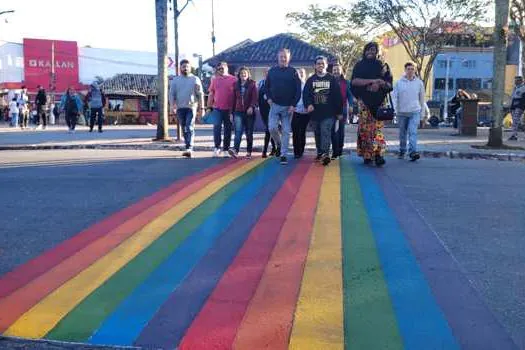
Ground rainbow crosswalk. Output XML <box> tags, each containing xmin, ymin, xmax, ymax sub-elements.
<box><xmin>0</xmin><ymin>156</ymin><xmax>517</xmax><ymax>349</ymax></box>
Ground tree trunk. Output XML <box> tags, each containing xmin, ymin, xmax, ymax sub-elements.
<box><xmin>155</xmin><ymin>0</ymin><xmax>170</xmax><ymax>141</ymax></box>
<box><xmin>489</xmin><ymin>0</ymin><xmax>510</xmax><ymax>147</ymax></box>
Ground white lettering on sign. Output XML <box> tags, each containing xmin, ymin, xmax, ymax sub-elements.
<box><xmin>27</xmin><ymin>59</ymin><xmax>75</xmax><ymax>69</ymax></box>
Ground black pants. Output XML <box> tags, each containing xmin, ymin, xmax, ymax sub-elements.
<box><xmin>66</xmin><ymin>112</ymin><xmax>78</xmax><ymax>130</ymax></box>
<box><xmin>260</xmin><ymin>109</ymin><xmax>275</xmax><ymax>154</ymax></box>
<box><xmin>331</xmin><ymin>117</ymin><xmax>346</xmax><ymax>157</ymax></box>
<box><xmin>37</xmin><ymin>105</ymin><xmax>46</xmax><ymax>127</ymax></box>
<box><xmin>292</xmin><ymin>112</ymin><xmax>310</xmax><ymax>157</ymax></box>
<box><xmin>90</xmin><ymin>107</ymin><xmax>104</xmax><ymax>131</ymax></box>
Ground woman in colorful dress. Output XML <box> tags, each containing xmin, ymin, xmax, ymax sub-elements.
<box><xmin>351</xmin><ymin>42</ymin><xmax>393</xmax><ymax>166</ymax></box>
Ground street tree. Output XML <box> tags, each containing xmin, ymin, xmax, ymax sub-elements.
<box><xmin>510</xmin><ymin>0</ymin><xmax>525</xmax><ymax>76</ymax></box>
<box><xmin>155</xmin><ymin>0</ymin><xmax>170</xmax><ymax>141</ymax></box>
<box><xmin>489</xmin><ymin>0</ymin><xmax>511</xmax><ymax>147</ymax></box>
<box><xmin>286</xmin><ymin>5</ymin><xmax>364</xmax><ymax>74</ymax></box>
<box><xmin>352</xmin><ymin>0</ymin><xmax>491</xmax><ymax>89</ymax></box>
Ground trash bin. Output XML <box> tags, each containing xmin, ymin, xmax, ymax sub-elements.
<box><xmin>460</xmin><ymin>99</ymin><xmax>478</xmax><ymax>136</ymax></box>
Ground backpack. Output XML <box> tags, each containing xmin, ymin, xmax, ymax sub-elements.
<box><xmin>66</xmin><ymin>95</ymin><xmax>78</xmax><ymax>114</ymax></box>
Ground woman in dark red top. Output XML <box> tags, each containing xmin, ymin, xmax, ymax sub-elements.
<box><xmin>229</xmin><ymin>67</ymin><xmax>258</xmax><ymax>158</ymax></box>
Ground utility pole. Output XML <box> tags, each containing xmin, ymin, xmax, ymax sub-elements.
<box><xmin>171</xmin><ymin>0</ymin><xmax>191</xmax><ymax>140</ymax></box>
<box><xmin>211</xmin><ymin>0</ymin><xmax>216</xmax><ymax>55</ymax></box>
<box><xmin>155</xmin><ymin>0</ymin><xmax>170</xmax><ymax>141</ymax></box>
<box><xmin>50</xmin><ymin>41</ymin><xmax>56</xmax><ymax>106</ymax></box>
<box><xmin>488</xmin><ymin>0</ymin><xmax>510</xmax><ymax>147</ymax></box>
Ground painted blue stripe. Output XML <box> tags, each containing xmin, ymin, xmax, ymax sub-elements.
<box><xmin>354</xmin><ymin>159</ymin><xmax>460</xmax><ymax>350</ymax></box>
<box><xmin>88</xmin><ymin>160</ymin><xmax>284</xmax><ymax>346</ymax></box>
<box><xmin>133</xmin><ymin>160</ymin><xmax>300</xmax><ymax>349</ymax></box>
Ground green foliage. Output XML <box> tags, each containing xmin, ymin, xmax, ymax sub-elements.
<box><xmin>287</xmin><ymin>5</ymin><xmax>365</xmax><ymax>74</ymax></box>
<box><xmin>352</xmin><ymin>0</ymin><xmax>491</xmax><ymax>86</ymax></box>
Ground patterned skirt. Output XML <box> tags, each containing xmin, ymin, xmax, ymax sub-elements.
<box><xmin>357</xmin><ymin>100</ymin><xmax>386</xmax><ymax>159</ymax></box>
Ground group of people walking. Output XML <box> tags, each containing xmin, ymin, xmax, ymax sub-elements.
<box><xmin>6</xmin><ymin>83</ymin><xmax>107</xmax><ymax>134</ymax></box>
<box><xmin>169</xmin><ymin>42</ymin><xmax>428</xmax><ymax>166</ymax></box>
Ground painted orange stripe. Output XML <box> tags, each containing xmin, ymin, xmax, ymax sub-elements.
<box><xmin>232</xmin><ymin>163</ymin><xmax>323</xmax><ymax>350</ymax></box>
<box><xmin>0</xmin><ymin>159</ymin><xmax>244</xmax><ymax>333</ymax></box>
<box><xmin>0</xmin><ymin>159</ymin><xmax>236</xmax><ymax>300</ymax></box>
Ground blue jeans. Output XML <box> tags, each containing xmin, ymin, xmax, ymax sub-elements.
<box><xmin>233</xmin><ymin>112</ymin><xmax>255</xmax><ymax>153</ymax></box>
<box><xmin>312</xmin><ymin>118</ymin><xmax>334</xmax><ymax>156</ymax></box>
<box><xmin>177</xmin><ymin>108</ymin><xmax>195</xmax><ymax>150</ymax></box>
<box><xmin>398</xmin><ymin>112</ymin><xmax>420</xmax><ymax>154</ymax></box>
<box><xmin>212</xmin><ymin>109</ymin><xmax>232</xmax><ymax>151</ymax></box>
<box><xmin>10</xmin><ymin>113</ymin><xmax>19</xmax><ymax>127</ymax></box>
<box><xmin>269</xmin><ymin>104</ymin><xmax>292</xmax><ymax>157</ymax></box>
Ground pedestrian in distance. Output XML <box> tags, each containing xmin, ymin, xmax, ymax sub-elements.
<box><xmin>59</xmin><ymin>86</ymin><xmax>83</xmax><ymax>133</ymax></box>
<box><xmin>331</xmin><ymin>62</ymin><xmax>353</xmax><ymax>159</ymax></box>
<box><xmin>169</xmin><ymin>59</ymin><xmax>205</xmax><ymax>158</ymax></box>
<box><xmin>17</xmin><ymin>86</ymin><xmax>29</xmax><ymax>129</ymax></box>
<box><xmin>303</xmin><ymin>55</ymin><xmax>343</xmax><ymax>166</ymax></box>
<box><xmin>351</xmin><ymin>42</ymin><xmax>393</xmax><ymax>167</ymax></box>
<box><xmin>86</xmin><ymin>82</ymin><xmax>107</xmax><ymax>133</ymax></box>
<box><xmin>258</xmin><ymin>68</ymin><xmax>277</xmax><ymax>158</ymax></box>
<box><xmin>508</xmin><ymin>75</ymin><xmax>525</xmax><ymax>141</ymax></box>
<box><xmin>229</xmin><ymin>67</ymin><xmax>258</xmax><ymax>159</ymax></box>
<box><xmin>9</xmin><ymin>98</ymin><xmax>19</xmax><ymax>127</ymax></box>
<box><xmin>35</xmin><ymin>85</ymin><xmax>48</xmax><ymax>129</ymax></box>
<box><xmin>265</xmin><ymin>48</ymin><xmax>302</xmax><ymax>165</ymax></box>
<box><xmin>392</xmin><ymin>61</ymin><xmax>428</xmax><ymax>161</ymax></box>
<box><xmin>207</xmin><ymin>61</ymin><xmax>237</xmax><ymax>158</ymax></box>
<box><xmin>291</xmin><ymin>68</ymin><xmax>310</xmax><ymax>159</ymax></box>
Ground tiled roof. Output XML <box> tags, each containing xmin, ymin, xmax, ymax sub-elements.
<box><xmin>204</xmin><ymin>33</ymin><xmax>336</xmax><ymax>67</ymax></box>
<box><xmin>101</xmin><ymin>74</ymin><xmax>158</xmax><ymax>95</ymax></box>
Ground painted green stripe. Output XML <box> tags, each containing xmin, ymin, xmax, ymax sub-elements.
<box><xmin>340</xmin><ymin>158</ymin><xmax>404</xmax><ymax>350</ymax></box>
<box><xmin>45</xmin><ymin>160</ymin><xmax>270</xmax><ymax>342</ymax></box>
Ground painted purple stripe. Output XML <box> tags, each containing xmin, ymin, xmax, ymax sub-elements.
<box><xmin>133</xmin><ymin>160</ymin><xmax>297</xmax><ymax>350</ymax></box>
<box><xmin>375</xmin><ymin>170</ymin><xmax>518</xmax><ymax>350</ymax></box>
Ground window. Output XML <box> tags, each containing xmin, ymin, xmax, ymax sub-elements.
<box><xmin>438</xmin><ymin>60</ymin><xmax>453</xmax><ymax>69</ymax></box>
<box><xmin>434</xmin><ymin>78</ymin><xmax>454</xmax><ymax>90</ymax></box>
<box><xmin>461</xmin><ymin>60</ymin><xmax>476</xmax><ymax>68</ymax></box>
<box><xmin>482</xmin><ymin>79</ymin><xmax>493</xmax><ymax>89</ymax></box>
<box><xmin>456</xmin><ymin>78</ymin><xmax>482</xmax><ymax>90</ymax></box>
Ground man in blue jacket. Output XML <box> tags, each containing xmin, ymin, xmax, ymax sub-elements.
<box><xmin>265</xmin><ymin>49</ymin><xmax>302</xmax><ymax>165</ymax></box>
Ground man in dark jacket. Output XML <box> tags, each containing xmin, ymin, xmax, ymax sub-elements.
<box><xmin>86</xmin><ymin>82</ymin><xmax>107</xmax><ymax>133</ymax></box>
<box><xmin>303</xmin><ymin>56</ymin><xmax>343</xmax><ymax>166</ymax></box>
<box><xmin>265</xmin><ymin>49</ymin><xmax>302</xmax><ymax>165</ymax></box>
<box><xmin>35</xmin><ymin>86</ymin><xmax>47</xmax><ymax>129</ymax></box>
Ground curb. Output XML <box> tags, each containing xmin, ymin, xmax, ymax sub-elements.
<box><xmin>1</xmin><ymin>143</ymin><xmax>525</xmax><ymax>162</ymax></box>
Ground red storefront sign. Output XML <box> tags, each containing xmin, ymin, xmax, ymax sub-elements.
<box><xmin>23</xmin><ymin>38</ymin><xmax>79</xmax><ymax>92</ymax></box>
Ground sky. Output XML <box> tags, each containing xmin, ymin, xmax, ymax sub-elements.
<box><xmin>0</xmin><ymin>0</ymin><xmax>352</xmax><ymax>61</ymax></box>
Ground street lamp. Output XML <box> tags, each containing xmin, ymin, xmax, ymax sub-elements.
<box><xmin>0</xmin><ymin>10</ymin><xmax>15</xmax><ymax>17</ymax></box>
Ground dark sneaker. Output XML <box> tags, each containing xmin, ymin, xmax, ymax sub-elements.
<box><xmin>182</xmin><ymin>150</ymin><xmax>192</xmax><ymax>158</ymax></box>
<box><xmin>228</xmin><ymin>149</ymin><xmax>238</xmax><ymax>159</ymax></box>
<box><xmin>331</xmin><ymin>154</ymin><xmax>339</xmax><ymax>160</ymax></box>
<box><xmin>262</xmin><ymin>152</ymin><xmax>268</xmax><ymax>158</ymax></box>
<box><xmin>280</xmin><ymin>156</ymin><xmax>288</xmax><ymax>165</ymax></box>
<box><xmin>364</xmin><ymin>158</ymin><xmax>373</xmax><ymax>165</ymax></box>
<box><xmin>508</xmin><ymin>135</ymin><xmax>518</xmax><ymax>141</ymax></box>
<box><xmin>89</xmin><ymin>128</ymin><xmax>93</xmax><ymax>133</ymax></box>
<box><xmin>246</xmin><ymin>153</ymin><xmax>252</xmax><ymax>159</ymax></box>
<box><xmin>275</xmin><ymin>147</ymin><xmax>281</xmax><ymax>157</ymax></box>
<box><xmin>315</xmin><ymin>154</ymin><xmax>323</xmax><ymax>162</ymax></box>
<box><xmin>98</xmin><ymin>129</ymin><xmax>103</xmax><ymax>133</ymax></box>
<box><xmin>269</xmin><ymin>149</ymin><xmax>276</xmax><ymax>156</ymax></box>
<box><xmin>375</xmin><ymin>155</ymin><xmax>386</xmax><ymax>167</ymax></box>
<box><xmin>398</xmin><ymin>151</ymin><xmax>406</xmax><ymax>159</ymax></box>
<box><xmin>322</xmin><ymin>154</ymin><xmax>331</xmax><ymax>166</ymax></box>
<box><xmin>294</xmin><ymin>154</ymin><xmax>302</xmax><ymax>159</ymax></box>
<box><xmin>409</xmin><ymin>152</ymin><xmax>420</xmax><ymax>162</ymax></box>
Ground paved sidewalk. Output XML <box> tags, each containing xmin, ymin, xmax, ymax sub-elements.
<box><xmin>1</xmin><ymin>123</ymin><xmax>525</xmax><ymax>161</ymax></box>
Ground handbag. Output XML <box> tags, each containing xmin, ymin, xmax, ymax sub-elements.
<box><xmin>375</xmin><ymin>93</ymin><xmax>395</xmax><ymax>121</ymax></box>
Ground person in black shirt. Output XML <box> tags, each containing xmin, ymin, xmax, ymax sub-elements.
<box><xmin>265</xmin><ymin>48</ymin><xmax>302</xmax><ymax>165</ymax></box>
<box><xmin>35</xmin><ymin>85</ymin><xmax>47</xmax><ymax>129</ymax></box>
<box><xmin>303</xmin><ymin>55</ymin><xmax>343</xmax><ymax>166</ymax></box>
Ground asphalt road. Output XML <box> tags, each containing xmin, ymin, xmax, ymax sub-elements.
<box><xmin>0</xmin><ymin>150</ymin><xmax>524</xmax><ymax>349</ymax></box>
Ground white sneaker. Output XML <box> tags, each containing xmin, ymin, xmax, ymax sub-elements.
<box><xmin>213</xmin><ymin>148</ymin><xmax>221</xmax><ymax>158</ymax></box>
<box><xmin>182</xmin><ymin>150</ymin><xmax>192</xmax><ymax>158</ymax></box>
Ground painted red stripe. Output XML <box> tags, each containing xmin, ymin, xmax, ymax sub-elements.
<box><xmin>232</xmin><ymin>164</ymin><xmax>323</xmax><ymax>350</ymax></box>
<box><xmin>178</xmin><ymin>161</ymin><xmax>310</xmax><ymax>350</ymax></box>
<box><xmin>0</xmin><ymin>159</ymin><xmax>243</xmax><ymax>332</ymax></box>
<box><xmin>0</xmin><ymin>159</ymin><xmax>235</xmax><ymax>300</ymax></box>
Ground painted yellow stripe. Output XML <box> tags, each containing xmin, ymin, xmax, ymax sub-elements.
<box><xmin>4</xmin><ymin>158</ymin><xmax>264</xmax><ymax>339</ymax></box>
<box><xmin>288</xmin><ymin>162</ymin><xmax>344</xmax><ymax>350</ymax></box>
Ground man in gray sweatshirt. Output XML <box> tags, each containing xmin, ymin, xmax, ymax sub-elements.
<box><xmin>169</xmin><ymin>59</ymin><xmax>205</xmax><ymax>157</ymax></box>
<box><xmin>392</xmin><ymin>61</ymin><xmax>429</xmax><ymax>161</ymax></box>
